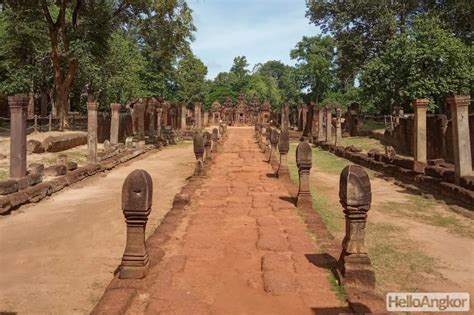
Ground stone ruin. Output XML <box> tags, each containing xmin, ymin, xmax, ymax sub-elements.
<box><xmin>210</xmin><ymin>93</ymin><xmax>272</xmax><ymax>126</ymax></box>
<box><xmin>296</xmin><ymin>137</ymin><xmax>312</xmax><ymax>208</ymax></box>
<box><xmin>193</xmin><ymin>132</ymin><xmax>206</xmax><ymax>177</ymax></box>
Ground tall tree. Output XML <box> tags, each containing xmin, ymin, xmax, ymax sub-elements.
<box><xmin>290</xmin><ymin>35</ymin><xmax>335</xmax><ymax>101</ymax></box>
<box><xmin>175</xmin><ymin>52</ymin><xmax>208</xmax><ymax>106</ymax></box>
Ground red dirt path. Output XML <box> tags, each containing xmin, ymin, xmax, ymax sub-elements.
<box><xmin>95</xmin><ymin>127</ymin><xmax>347</xmax><ymax>314</ymax></box>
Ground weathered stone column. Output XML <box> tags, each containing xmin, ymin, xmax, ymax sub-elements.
<box><xmin>338</xmin><ymin>165</ymin><xmax>375</xmax><ymax>289</ymax></box>
<box><xmin>8</xmin><ymin>95</ymin><xmax>28</xmax><ymax>178</ymax></box>
<box><xmin>120</xmin><ymin>169</ymin><xmax>152</xmax><ymax>279</ymax></box>
<box><xmin>87</xmin><ymin>101</ymin><xmax>98</xmax><ymax>163</ymax></box>
<box><xmin>277</xmin><ymin>130</ymin><xmax>290</xmax><ymax>178</ymax></box>
<box><xmin>325</xmin><ymin>107</ymin><xmax>332</xmax><ymax>142</ymax></box>
<box><xmin>296</xmin><ymin>138</ymin><xmax>312</xmax><ymax>208</ymax></box>
<box><xmin>270</xmin><ymin>128</ymin><xmax>280</xmax><ymax>168</ymax></box>
<box><xmin>203</xmin><ymin>111</ymin><xmax>209</xmax><ymax>127</ymax></box>
<box><xmin>156</xmin><ymin>108</ymin><xmax>163</xmax><ymax>138</ymax></box>
<box><xmin>211</xmin><ymin>128</ymin><xmax>219</xmax><ymax>153</ymax></box>
<box><xmin>335</xmin><ymin>108</ymin><xmax>342</xmax><ymax>146</ymax></box>
<box><xmin>180</xmin><ymin>103</ymin><xmax>187</xmax><ymax>129</ymax></box>
<box><xmin>281</xmin><ymin>103</ymin><xmax>290</xmax><ymax>132</ymax></box>
<box><xmin>302</xmin><ymin>105</ymin><xmax>308</xmax><ymax>132</ymax></box>
<box><xmin>318</xmin><ymin>107</ymin><xmax>324</xmax><ymax>141</ymax></box>
<box><xmin>110</xmin><ymin>103</ymin><xmax>121</xmax><ymax>145</ymax></box>
<box><xmin>148</xmin><ymin>104</ymin><xmax>156</xmax><ymax>139</ymax></box>
<box><xmin>193</xmin><ymin>132</ymin><xmax>205</xmax><ymax>176</ymax></box>
<box><xmin>447</xmin><ymin>95</ymin><xmax>473</xmax><ymax>184</ymax></box>
<box><xmin>135</xmin><ymin>102</ymin><xmax>146</xmax><ymax>140</ymax></box>
<box><xmin>203</xmin><ymin>131</ymin><xmax>212</xmax><ymax>162</ymax></box>
<box><xmin>194</xmin><ymin>102</ymin><xmax>201</xmax><ymax>129</ymax></box>
<box><xmin>310</xmin><ymin>102</ymin><xmax>319</xmax><ymax>141</ymax></box>
<box><xmin>413</xmin><ymin>98</ymin><xmax>428</xmax><ymax>172</ymax></box>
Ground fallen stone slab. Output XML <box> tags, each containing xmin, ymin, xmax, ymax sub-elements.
<box><xmin>27</xmin><ymin>139</ymin><xmax>44</xmax><ymax>154</ymax></box>
<box><xmin>44</xmin><ymin>165</ymin><xmax>67</xmax><ymax>177</ymax></box>
<box><xmin>0</xmin><ymin>180</ymin><xmax>19</xmax><ymax>195</ymax></box>
<box><xmin>41</xmin><ymin>133</ymin><xmax>87</xmax><ymax>152</ymax></box>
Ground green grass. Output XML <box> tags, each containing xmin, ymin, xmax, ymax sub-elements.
<box><xmin>360</xmin><ymin>119</ymin><xmax>387</xmax><ymax>131</ymax></box>
<box><xmin>377</xmin><ymin>195</ymin><xmax>474</xmax><ymax>238</ymax></box>
<box><xmin>0</xmin><ymin>169</ymin><xmax>7</xmax><ymax>181</ymax></box>
<box><xmin>329</xmin><ymin>273</ymin><xmax>347</xmax><ymax>303</ymax></box>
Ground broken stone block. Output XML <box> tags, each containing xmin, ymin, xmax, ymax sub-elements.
<box><xmin>27</xmin><ymin>139</ymin><xmax>44</xmax><ymax>154</ymax></box>
<box><xmin>43</xmin><ymin>165</ymin><xmax>67</xmax><ymax>177</ymax></box>
<box><xmin>0</xmin><ymin>180</ymin><xmax>19</xmax><ymax>195</ymax></box>
<box><xmin>66</xmin><ymin>161</ymin><xmax>78</xmax><ymax>171</ymax></box>
<box><xmin>41</xmin><ymin>133</ymin><xmax>87</xmax><ymax>152</ymax></box>
<box><xmin>27</xmin><ymin>163</ymin><xmax>44</xmax><ymax>175</ymax></box>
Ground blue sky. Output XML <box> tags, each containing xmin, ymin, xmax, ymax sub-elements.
<box><xmin>188</xmin><ymin>0</ymin><xmax>321</xmax><ymax>79</ymax></box>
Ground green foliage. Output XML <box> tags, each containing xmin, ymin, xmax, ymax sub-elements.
<box><xmin>175</xmin><ymin>52</ymin><xmax>208</xmax><ymax>105</ymax></box>
<box><xmin>360</xmin><ymin>16</ymin><xmax>471</xmax><ymax>112</ymax></box>
<box><xmin>290</xmin><ymin>35</ymin><xmax>335</xmax><ymax>101</ymax></box>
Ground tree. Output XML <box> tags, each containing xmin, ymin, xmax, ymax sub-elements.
<box><xmin>290</xmin><ymin>36</ymin><xmax>335</xmax><ymax>101</ymax></box>
<box><xmin>360</xmin><ymin>16</ymin><xmax>471</xmax><ymax>113</ymax></box>
<box><xmin>175</xmin><ymin>52</ymin><xmax>208</xmax><ymax>106</ymax></box>
<box><xmin>257</xmin><ymin>60</ymin><xmax>300</xmax><ymax>104</ymax></box>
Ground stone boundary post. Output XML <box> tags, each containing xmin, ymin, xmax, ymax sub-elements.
<box><xmin>156</xmin><ymin>108</ymin><xmax>163</xmax><ymax>138</ymax></box>
<box><xmin>211</xmin><ymin>128</ymin><xmax>219</xmax><ymax>153</ymax></box>
<box><xmin>413</xmin><ymin>99</ymin><xmax>428</xmax><ymax>172</ymax></box>
<box><xmin>8</xmin><ymin>95</ymin><xmax>28</xmax><ymax>179</ymax></box>
<box><xmin>120</xmin><ymin>169</ymin><xmax>153</xmax><ymax>279</ymax></box>
<box><xmin>193</xmin><ymin>132</ymin><xmax>205</xmax><ymax>176</ymax></box>
<box><xmin>296</xmin><ymin>138</ymin><xmax>312</xmax><ymax>208</ymax></box>
<box><xmin>335</xmin><ymin>108</ymin><xmax>342</xmax><ymax>146</ymax></box>
<box><xmin>266</xmin><ymin>127</ymin><xmax>273</xmax><ymax>162</ymax></box>
<box><xmin>338</xmin><ymin>165</ymin><xmax>375</xmax><ymax>289</ymax></box>
<box><xmin>325</xmin><ymin>107</ymin><xmax>332</xmax><ymax>142</ymax></box>
<box><xmin>203</xmin><ymin>131</ymin><xmax>212</xmax><ymax>162</ymax></box>
<box><xmin>270</xmin><ymin>128</ymin><xmax>279</xmax><ymax>168</ymax></box>
<box><xmin>87</xmin><ymin>101</ymin><xmax>98</xmax><ymax>163</ymax></box>
<box><xmin>318</xmin><ymin>107</ymin><xmax>324</xmax><ymax>141</ymax></box>
<box><xmin>180</xmin><ymin>104</ymin><xmax>187</xmax><ymax>130</ymax></box>
<box><xmin>110</xmin><ymin>103</ymin><xmax>121</xmax><ymax>145</ymax></box>
<box><xmin>447</xmin><ymin>95</ymin><xmax>473</xmax><ymax>185</ymax></box>
<box><xmin>277</xmin><ymin>130</ymin><xmax>290</xmax><ymax>178</ymax></box>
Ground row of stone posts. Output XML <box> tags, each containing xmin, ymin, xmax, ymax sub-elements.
<box><xmin>254</xmin><ymin>121</ymin><xmax>375</xmax><ymax>291</ymax></box>
<box><xmin>412</xmin><ymin>96</ymin><xmax>472</xmax><ymax>184</ymax></box>
<box><xmin>192</xmin><ymin>124</ymin><xmax>227</xmax><ymax>178</ymax></box>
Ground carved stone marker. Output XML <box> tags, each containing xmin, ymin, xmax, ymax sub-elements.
<box><xmin>413</xmin><ymin>99</ymin><xmax>428</xmax><ymax>172</ymax></box>
<box><xmin>193</xmin><ymin>132</ymin><xmax>205</xmax><ymax>176</ymax></box>
<box><xmin>335</xmin><ymin>108</ymin><xmax>342</xmax><ymax>146</ymax></box>
<box><xmin>134</xmin><ymin>101</ymin><xmax>146</xmax><ymax>140</ymax></box>
<box><xmin>277</xmin><ymin>130</ymin><xmax>290</xmax><ymax>178</ymax></box>
<box><xmin>325</xmin><ymin>107</ymin><xmax>332</xmax><ymax>142</ymax></box>
<box><xmin>219</xmin><ymin>124</ymin><xmax>224</xmax><ymax>140</ymax></box>
<box><xmin>270</xmin><ymin>128</ymin><xmax>280</xmax><ymax>167</ymax></box>
<box><xmin>318</xmin><ymin>106</ymin><xmax>324</xmax><ymax>141</ymax></box>
<box><xmin>147</xmin><ymin>103</ymin><xmax>156</xmax><ymax>139</ymax></box>
<box><xmin>87</xmin><ymin>101</ymin><xmax>98</xmax><ymax>163</ymax></box>
<box><xmin>296</xmin><ymin>138</ymin><xmax>312</xmax><ymax>208</ymax></box>
<box><xmin>211</xmin><ymin>128</ymin><xmax>219</xmax><ymax>153</ymax></box>
<box><xmin>110</xmin><ymin>103</ymin><xmax>121</xmax><ymax>145</ymax></box>
<box><xmin>266</xmin><ymin>127</ymin><xmax>273</xmax><ymax>162</ymax></box>
<box><xmin>203</xmin><ymin>131</ymin><xmax>212</xmax><ymax>162</ymax></box>
<box><xmin>447</xmin><ymin>95</ymin><xmax>473</xmax><ymax>185</ymax></box>
<box><xmin>120</xmin><ymin>169</ymin><xmax>153</xmax><ymax>279</ymax></box>
<box><xmin>8</xmin><ymin>95</ymin><xmax>28</xmax><ymax>179</ymax></box>
<box><xmin>338</xmin><ymin>165</ymin><xmax>375</xmax><ymax>289</ymax></box>
<box><xmin>180</xmin><ymin>103</ymin><xmax>187</xmax><ymax>130</ymax></box>
<box><xmin>281</xmin><ymin>103</ymin><xmax>290</xmax><ymax>132</ymax></box>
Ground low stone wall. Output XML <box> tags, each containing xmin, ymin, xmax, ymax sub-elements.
<box><xmin>317</xmin><ymin>141</ymin><xmax>474</xmax><ymax>211</ymax></box>
<box><xmin>0</xmin><ymin>146</ymin><xmax>157</xmax><ymax>215</ymax></box>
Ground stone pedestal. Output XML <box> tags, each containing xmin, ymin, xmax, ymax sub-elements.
<box><xmin>120</xmin><ymin>169</ymin><xmax>153</xmax><ymax>279</ymax></box>
<box><xmin>87</xmin><ymin>102</ymin><xmax>98</xmax><ymax>163</ymax></box>
<box><xmin>338</xmin><ymin>165</ymin><xmax>375</xmax><ymax>289</ymax></box>
<box><xmin>296</xmin><ymin>138</ymin><xmax>312</xmax><ymax>208</ymax></box>
<box><xmin>8</xmin><ymin>95</ymin><xmax>28</xmax><ymax>179</ymax></box>
<box><xmin>335</xmin><ymin>108</ymin><xmax>342</xmax><ymax>146</ymax></box>
<box><xmin>203</xmin><ymin>131</ymin><xmax>212</xmax><ymax>162</ymax></box>
<box><xmin>110</xmin><ymin>103</ymin><xmax>121</xmax><ymax>145</ymax></box>
<box><xmin>270</xmin><ymin>129</ymin><xmax>280</xmax><ymax>169</ymax></box>
<box><xmin>211</xmin><ymin>128</ymin><xmax>219</xmax><ymax>153</ymax></box>
<box><xmin>277</xmin><ymin>131</ymin><xmax>290</xmax><ymax>178</ymax></box>
<box><xmin>447</xmin><ymin>95</ymin><xmax>473</xmax><ymax>184</ymax></box>
<box><xmin>413</xmin><ymin>99</ymin><xmax>428</xmax><ymax>172</ymax></box>
<box><xmin>325</xmin><ymin>107</ymin><xmax>332</xmax><ymax>142</ymax></box>
<box><xmin>193</xmin><ymin>132</ymin><xmax>205</xmax><ymax>176</ymax></box>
